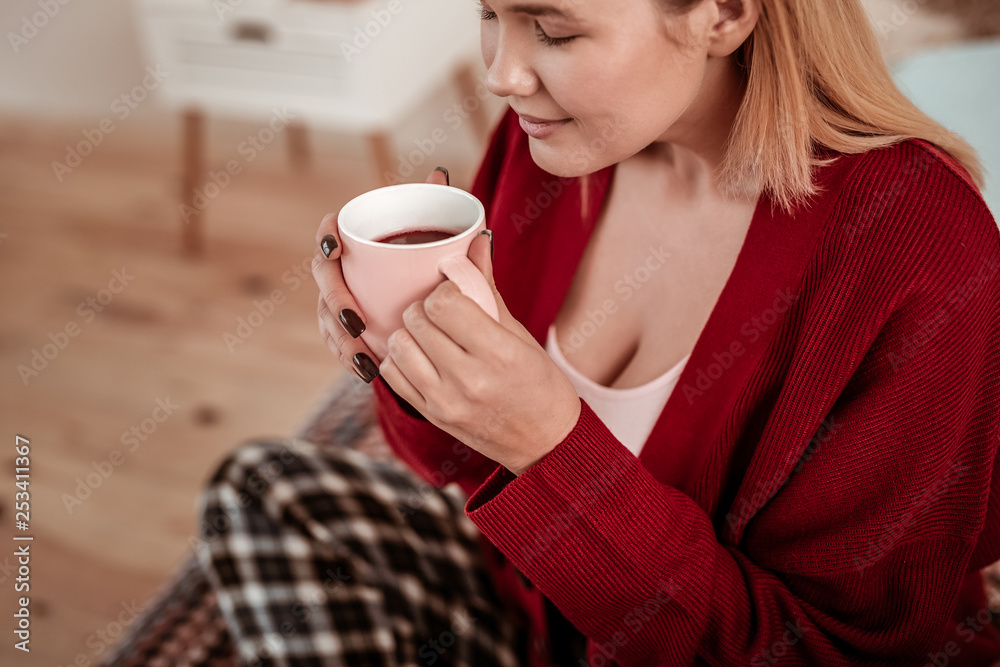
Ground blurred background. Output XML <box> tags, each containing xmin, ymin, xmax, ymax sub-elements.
<box><xmin>0</xmin><ymin>0</ymin><xmax>997</xmax><ymax>664</ymax></box>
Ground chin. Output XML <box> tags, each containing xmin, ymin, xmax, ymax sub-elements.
<box><xmin>527</xmin><ymin>142</ymin><xmax>600</xmax><ymax>179</ymax></box>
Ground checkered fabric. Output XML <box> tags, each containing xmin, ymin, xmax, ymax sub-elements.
<box><xmin>100</xmin><ymin>375</ymin><xmax>587</xmax><ymax>666</ymax></box>
<box><xmin>96</xmin><ymin>551</ymin><xmax>237</xmax><ymax>666</ymax></box>
<box><xmin>192</xmin><ymin>436</ymin><xmax>527</xmax><ymax>666</ymax></box>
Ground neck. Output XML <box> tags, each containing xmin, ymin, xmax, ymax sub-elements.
<box><xmin>638</xmin><ymin>55</ymin><xmax>748</xmax><ymax>201</ymax></box>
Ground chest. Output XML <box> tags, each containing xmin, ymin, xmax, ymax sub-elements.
<box><xmin>552</xmin><ymin>164</ymin><xmax>757</xmax><ymax>389</ymax></box>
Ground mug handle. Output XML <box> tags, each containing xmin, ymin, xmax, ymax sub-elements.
<box><xmin>437</xmin><ymin>255</ymin><xmax>500</xmax><ymax>322</ymax></box>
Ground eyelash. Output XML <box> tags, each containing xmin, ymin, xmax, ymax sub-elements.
<box><xmin>476</xmin><ymin>3</ymin><xmax>577</xmax><ymax>47</ymax></box>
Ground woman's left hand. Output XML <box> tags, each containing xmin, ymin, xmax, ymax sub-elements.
<box><xmin>378</xmin><ymin>231</ymin><xmax>582</xmax><ymax>476</ymax></box>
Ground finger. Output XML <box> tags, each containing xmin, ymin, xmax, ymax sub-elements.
<box><xmin>384</xmin><ymin>318</ymin><xmax>445</xmax><ymax>390</ymax></box>
<box><xmin>316</xmin><ymin>288</ymin><xmax>379</xmax><ymax>381</ymax></box>
<box><xmin>420</xmin><ymin>279</ymin><xmax>507</xmax><ymax>360</ymax></box>
<box><xmin>315</xmin><ymin>212</ymin><xmax>343</xmax><ymax>260</ymax></box>
<box><xmin>426</xmin><ymin>166</ymin><xmax>449</xmax><ymax>186</ymax></box>
<box><xmin>378</xmin><ymin>348</ymin><xmax>426</xmax><ymax>411</ymax></box>
<box><xmin>319</xmin><ymin>301</ymin><xmax>372</xmax><ymax>383</ymax></box>
<box><xmin>312</xmin><ymin>247</ymin><xmax>369</xmax><ymax>333</ymax></box>
<box><xmin>317</xmin><ymin>293</ymin><xmax>343</xmax><ymax>358</ymax></box>
<box><xmin>318</xmin><ymin>292</ymin><xmax>377</xmax><ymax>377</ymax></box>
<box><xmin>400</xmin><ymin>299</ymin><xmax>470</xmax><ymax>376</ymax></box>
<box><xmin>467</xmin><ymin>229</ymin><xmax>495</xmax><ymax>287</ymax></box>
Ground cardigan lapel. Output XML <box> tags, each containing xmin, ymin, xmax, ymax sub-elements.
<box><xmin>492</xmin><ymin>158</ymin><xmax>616</xmax><ymax>341</ymax></box>
<box><xmin>635</xmin><ymin>183</ymin><xmax>818</xmax><ymax>517</ymax></box>
<box><xmin>708</xmin><ymin>152</ymin><xmax>867</xmax><ymax>545</ymax></box>
<box><xmin>493</xmin><ymin>143</ymin><xmax>859</xmax><ymax>544</ymax></box>
<box><xmin>635</xmin><ymin>149</ymin><xmax>861</xmax><ymax>542</ymax></box>
<box><xmin>490</xmin><ymin>141</ymin><xmax>855</xmax><ymax>543</ymax></box>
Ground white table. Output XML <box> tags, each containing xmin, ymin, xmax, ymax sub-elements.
<box><xmin>130</xmin><ymin>0</ymin><xmax>489</xmax><ymax>254</ymax></box>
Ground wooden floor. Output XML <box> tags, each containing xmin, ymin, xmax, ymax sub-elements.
<box><xmin>0</xmin><ymin>95</ymin><xmax>503</xmax><ymax>665</ymax></box>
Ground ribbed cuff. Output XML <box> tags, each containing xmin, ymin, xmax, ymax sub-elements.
<box><xmin>464</xmin><ymin>399</ymin><xmax>708</xmax><ymax>623</ymax></box>
<box><xmin>465</xmin><ymin>398</ymin><xmax>641</xmax><ymax>517</ymax></box>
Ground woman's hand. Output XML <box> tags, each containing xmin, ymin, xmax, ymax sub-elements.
<box><xmin>377</xmin><ymin>227</ymin><xmax>582</xmax><ymax>476</ymax></box>
<box><xmin>313</xmin><ymin>167</ymin><xmax>451</xmax><ymax>383</ymax></box>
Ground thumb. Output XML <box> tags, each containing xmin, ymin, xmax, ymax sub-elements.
<box><xmin>468</xmin><ymin>229</ymin><xmax>495</xmax><ymax>291</ymax></box>
<box><xmin>467</xmin><ymin>229</ymin><xmax>533</xmax><ymax>341</ymax></box>
<box><xmin>426</xmin><ymin>166</ymin><xmax>449</xmax><ymax>186</ymax></box>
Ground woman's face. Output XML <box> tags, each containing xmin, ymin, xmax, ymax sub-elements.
<box><xmin>480</xmin><ymin>0</ymin><xmax>727</xmax><ymax>176</ymax></box>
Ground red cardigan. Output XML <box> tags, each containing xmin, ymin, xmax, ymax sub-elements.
<box><xmin>372</xmin><ymin>106</ymin><xmax>1000</xmax><ymax>666</ymax></box>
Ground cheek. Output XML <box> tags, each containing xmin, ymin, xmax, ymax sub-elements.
<box><xmin>552</xmin><ymin>70</ymin><xmax>663</xmax><ymax>165</ymax></box>
<box><xmin>595</xmin><ymin>46</ymin><xmax>703</xmax><ymax>142</ymax></box>
<box><xmin>524</xmin><ymin>77</ymin><xmax>643</xmax><ymax>175</ymax></box>
<box><xmin>570</xmin><ymin>51</ymin><xmax>664</xmax><ymax>120</ymax></box>
<box><xmin>526</xmin><ymin>40</ymin><xmax>705</xmax><ymax>175</ymax></box>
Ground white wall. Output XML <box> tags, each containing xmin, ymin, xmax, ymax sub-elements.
<box><xmin>1</xmin><ymin>0</ymin><xmax>150</xmax><ymax>117</ymax></box>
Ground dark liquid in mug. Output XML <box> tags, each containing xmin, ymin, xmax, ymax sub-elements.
<box><xmin>374</xmin><ymin>228</ymin><xmax>458</xmax><ymax>245</ymax></box>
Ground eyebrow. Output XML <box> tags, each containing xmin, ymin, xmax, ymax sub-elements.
<box><xmin>504</xmin><ymin>3</ymin><xmax>578</xmax><ymax>19</ymax></box>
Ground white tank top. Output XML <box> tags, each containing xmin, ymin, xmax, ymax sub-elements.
<box><xmin>544</xmin><ymin>323</ymin><xmax>690</xmax><ymax>458</ymax></box>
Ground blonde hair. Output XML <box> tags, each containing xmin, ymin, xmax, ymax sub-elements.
<box><xmin>581</xmin><ymin>0</ymin><xmax>986</xmax><ymax>216</ymax></box>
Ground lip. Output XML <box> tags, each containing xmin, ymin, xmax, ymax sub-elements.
<box><xmin>517</xmin><ymin>113</ymin><xmax>570</xmax><ymax>139</ymax></box>
<box><xmin>516</xmin><ymin>111</ymin><xmax>564</xmax><ymax>124</ymax></box>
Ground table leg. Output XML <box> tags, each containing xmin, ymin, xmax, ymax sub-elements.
<box><xmin>368</xmin><ymin>132</ymin><xmax>395</xmax><ymax>187</ymax></box>
<box><xmin>287</xmin><ymin>122</ymin><xmax>310</xmax><ymax>172</ymax></box>
<box><xmin>181</xmin><ymin>109</ymin><xmax>205</xmax><ymax>257</ymax></box>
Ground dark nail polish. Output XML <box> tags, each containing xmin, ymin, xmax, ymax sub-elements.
<box><xmin>339</xmin><ymin>309</ymin><xmax>366</xmax><ymax>338</ymax></box>
<box><xmin>321</xmin><ymin>234</ymin><xmax>338</xmax><ymax>258</ymax></box>
<box><xmin>352</xmin><ymin>366</ymin><xmax>368</xmax><ymax>382</ymax></box>
<box><xmin>480</xmin><ymin>229</ymin><xmax>493</xmax><ymax>260</ymax></box>
<box><xmin>434</xmin><ymin>166</ymin><xmax>450</xmax><ymax>186</ymax></box>
<box><xmin>353</xmin><ymin>352</ymin><xmax>379</xmax><ymax>383</ymax></box>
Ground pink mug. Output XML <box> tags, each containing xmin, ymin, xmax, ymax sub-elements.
<box><xmin>337</xmin><ymin>183</ymin><xmax>499</xmax><ymax>364</ymax></box>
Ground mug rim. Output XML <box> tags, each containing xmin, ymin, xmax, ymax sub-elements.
<box><xmin>337</xmin><ymin>183</ymin><xmax>485</xmax><ymax>250</ymax></box>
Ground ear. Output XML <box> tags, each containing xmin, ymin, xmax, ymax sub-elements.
<box><xmin>706</xmin><ymin>0</ymin><xmax>759</xmax><ymax>58</ymax></box>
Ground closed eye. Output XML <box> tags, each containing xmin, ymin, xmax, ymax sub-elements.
<box><xmin>477</xmin><ymin>3</ymin><xmax>497</xmax><ymax>20</ymax></box>
<box><xmin>476</xmin><ymin>2</ymin><xmax>578</xmax><ymax>47</ymax></box>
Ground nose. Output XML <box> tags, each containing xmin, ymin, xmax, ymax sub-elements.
<box><xmin>483</xmin><ymin>28</ymin><xmax>538</xmax><ymax>99</ymax></box>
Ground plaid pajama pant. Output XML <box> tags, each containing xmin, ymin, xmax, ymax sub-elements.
<box><xmin>100</xmin><ymin>376</ymin><xmax>588</xmax><ymax>666</ymax></box>
<box><xmin>193</xmin><ymin>436</ymin><xmax>526</xmax><ymax>666</ymax></box>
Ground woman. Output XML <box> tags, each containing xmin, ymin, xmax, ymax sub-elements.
<box><xmin>197</xmin><ymin>0</ymin><xmax>1000</xmax><ymax>665</ymax></box>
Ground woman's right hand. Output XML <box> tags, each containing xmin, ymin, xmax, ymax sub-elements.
<box><xmin>312</xmin><ymin>167</ymin><xmax>450</xmax><ymax>384</ymax></box>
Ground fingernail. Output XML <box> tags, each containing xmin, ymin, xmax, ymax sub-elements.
<box><xmin>353</xmin><ymin>352</ymin><xmax>379</xmax><ymax>383</ymax></box>
<box><xmin>434</xmin><ymin>166</ymin><xmax>450</xmax><ymax>186</ymax></box>
<box><xmin>339</xmin><ymin>309</ymin><xmax>365</xmax><ymax>338</ymax></box>
<box><xmin>321</xmin><ymin>234</ymin><xmax>338</xmax><ymax>258</ymax></box>
<box><xmin>352</xmin><ymin>366</ymin><xmax>368</xmax><ymax>382</ymax></box>
<box><xmin>479</xmin><ymin>229</ymin><xmax>493</xmax><ymax>260</ymax></box>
